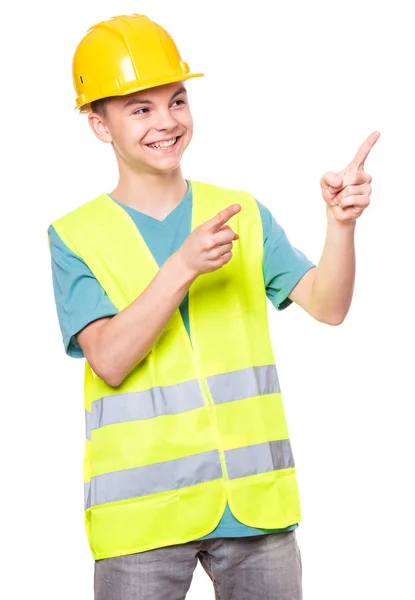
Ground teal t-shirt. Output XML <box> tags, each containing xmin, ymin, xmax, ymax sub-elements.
<box><xmin>48</xmin><ymin>180</ymin><xmax>315</xmax><ymax>540</ymax></box>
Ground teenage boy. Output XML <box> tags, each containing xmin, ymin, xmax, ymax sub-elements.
<box><xmin>48</xmin><ymin>13</ymin><xmax>379</xmax><ymax>600</ymax></box>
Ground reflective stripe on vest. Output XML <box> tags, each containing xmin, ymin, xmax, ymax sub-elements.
<box><xmin>84</xmin><ymin>449</ymin><xmax>222</xmax><ymax>509</ymax></box>
<box><xmin>51</xmin><ymin>180</ymin><xmax>301</xmax><ymax>560</ymax></box>
<box><xmin>225</xmin><ymin>439</ymin><xmax>294</xmax><ymax>480</ymax></box>
<box><xmin>85</xmin><ymin>365</ymin><xmax>280</xmax><ymax>440</ymax></box>
<box><xmin>83</xmin><ymin>440</ymin><xmax>294</xmax><ymax>510</ymax></box>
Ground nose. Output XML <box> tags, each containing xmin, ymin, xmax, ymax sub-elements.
<box><xmin>154</xmin><ymin>107</ymin><xmax>179</xmax><ymax>132</ymax></box>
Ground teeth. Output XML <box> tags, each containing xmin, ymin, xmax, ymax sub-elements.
<box><xmin>148</xmin><ymin>137</ymin><xmax>177</xmax><ymax>149</ymax></box>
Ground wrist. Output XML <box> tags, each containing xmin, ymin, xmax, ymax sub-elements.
<box><xmin>169</xmin><ymin>250</ymin><xmax>198</xmax><ymax>286</ymax></box>
<box><xmin>326</xmin><ymin>206</ymin><xmax>357</xmax><ymax>233</ymax></box>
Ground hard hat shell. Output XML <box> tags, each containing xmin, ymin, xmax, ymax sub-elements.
<box><xmin>73</xmin><ymin>14</ymin><xmax>203</xmax><ymax>113</ymax></box>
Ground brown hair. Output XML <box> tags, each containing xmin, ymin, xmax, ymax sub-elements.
<box><xmin>90</xmin><ymin>98</ymin><xmax>108</xmax><ymax>117</ymax></box>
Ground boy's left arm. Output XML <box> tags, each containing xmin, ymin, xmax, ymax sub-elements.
<box><xmin>289</xmin><ymin>131</ymin><xmax>380</xmax><ymax>325</ymax></box>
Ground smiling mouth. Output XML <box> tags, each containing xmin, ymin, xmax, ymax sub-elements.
<box><xmin>146</xmin><ymin>136</ymin><xmax>181</xmax><ymax>150</ymax></box>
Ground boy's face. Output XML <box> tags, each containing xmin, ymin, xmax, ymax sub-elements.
<box><xmin>88</xmin><ymin>81</ymin><xmax>193</xmax><ymax>174</ymax></box>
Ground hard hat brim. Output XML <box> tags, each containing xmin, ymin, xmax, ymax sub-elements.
<box><xmin>76</xmin><ymin>72</ymin><xmax>204</xmax><ymax>113</ymax></box>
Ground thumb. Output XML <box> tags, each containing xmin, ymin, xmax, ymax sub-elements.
<box><xmin>322</xmin><ymin>171</ymin><xmax>343</xmax><ymax>191</ymax></box>
<box><xmin>320</xmin><ymin>171</ymin><xmax>343</xmax><ymax>207</ymax></box>
<box><xmin>219</xmin><ymin>224</ymin><xmax>239</xmax><ymax>239</ymax></box>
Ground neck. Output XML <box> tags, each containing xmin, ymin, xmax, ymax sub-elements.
<box><xmin>110</xmin><ymin>167</ymin><xmax>188</xmax><ymax>220</ymax></box>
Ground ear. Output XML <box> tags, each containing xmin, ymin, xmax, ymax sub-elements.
<box><xmin>88</xmin><ymin>112</ymin><xmax>113</xmax><ymax>143</ymax></box>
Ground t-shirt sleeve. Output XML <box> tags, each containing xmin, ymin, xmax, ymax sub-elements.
<box><xmin>256</xmin><ymin>200</ymin><xmax>316</xmax><ymax>310</ymax></box>
<box><xmin>48</xmin><ymin>225</ymin><xmax>119</xmax><ymax>358</ymax></box>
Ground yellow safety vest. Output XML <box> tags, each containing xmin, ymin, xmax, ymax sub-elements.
<box><xmin>51</xmin><ymin>180</ymin><xmax>301</xmax><ymax>560</ymax></box>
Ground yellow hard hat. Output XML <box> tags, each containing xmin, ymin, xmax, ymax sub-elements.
<box><xmin>73</xmin><ymin>14</ymin><xmax>204</xmax><ymax>113</ymax></box>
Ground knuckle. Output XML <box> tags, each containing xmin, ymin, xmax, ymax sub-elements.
<box><xmin>355</xmin><ymin>195</ymin><xmax>369</xmax><ymax>207</ymax></box>
<box><xmin>338</xmin><ymin>186</ymin><xmax>350</xmax><ymax>201</ymax></box>
<box><xmin>339</xmin><ymin>196</ymin><xmax>351</xmax><ymax>208</ymax></box>
<box><xmin>205</xmin><ymin>236</ymin><xmax>216</xmax><ymax>251</ymax></box>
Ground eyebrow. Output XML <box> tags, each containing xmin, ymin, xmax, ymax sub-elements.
<box><xmin>123</xmin><ymin>86</ymin><xmax>187</xmax><ymax>109</ymax></box>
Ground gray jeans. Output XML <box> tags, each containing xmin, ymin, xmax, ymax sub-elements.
<box><xmin>94</xmin><ymin>531</ymin><xmax>302</xmax><ymax>600</ymax></box>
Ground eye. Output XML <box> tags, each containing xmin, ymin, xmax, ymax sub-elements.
<box><xmin>172</xmin><ymin>99</ymin><xmax>186</xmax><ymax>107</ymax></box>
<box><xmin>133</xmin><ymin>107</ymin><xmax>150</xmax><ymax>115</ymax></box>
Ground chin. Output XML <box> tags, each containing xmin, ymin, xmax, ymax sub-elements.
<box><xmin>150</xmin><ymin>157</ymin><xmax>183</xmax><ymax>173</ymax></box>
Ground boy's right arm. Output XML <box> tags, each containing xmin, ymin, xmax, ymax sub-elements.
<box><xmin>76</xmin><ymin>252</ymin><xmax>195</xmax><ymax>387</ymax></box>
<box><xmin>75</xmin><ymin>204</ymin><xmax>240</xmax><ymax>387</ymax></box>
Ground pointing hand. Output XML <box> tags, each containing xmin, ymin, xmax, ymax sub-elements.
<box><xmin>320</xmin><ymin>131</ymin><xmax>380</xmax><ymax>224</ymax></box>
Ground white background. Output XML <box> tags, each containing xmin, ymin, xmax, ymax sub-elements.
<box><xmin>2</xmin><ymin>0</ymin><xmax>414</xmax><ymax>598</ymax></box>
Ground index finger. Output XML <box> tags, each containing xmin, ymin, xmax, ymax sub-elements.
<box><xmin>349</xmin><ymin>131</ymin><xmax>380</xmax><ymax>171</ymax></box>
<box><xmin>205</xmin><ymin>204</ymin><xmax>241</xmax><ymax>232</ymax></box>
